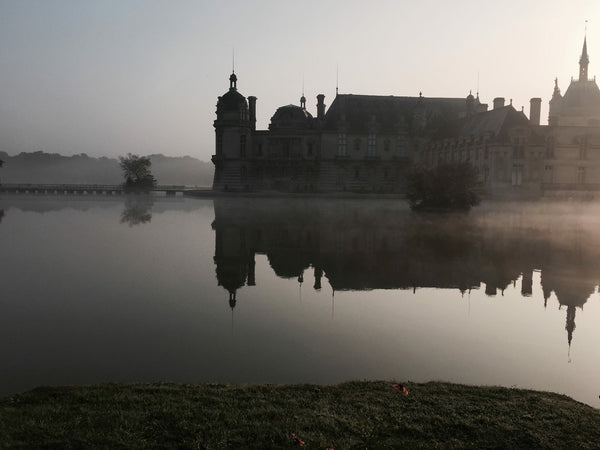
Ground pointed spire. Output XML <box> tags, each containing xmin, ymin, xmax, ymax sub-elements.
<box><xmin>580</xmin><ymin>28</ymin><xmax>589</xmax><ymax>81</ymax></box>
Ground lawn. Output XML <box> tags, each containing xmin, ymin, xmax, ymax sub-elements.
<box><xmin>1</xmin><ymin>381</ymin><xmax>598</xmax><ymax>449</ymax></box>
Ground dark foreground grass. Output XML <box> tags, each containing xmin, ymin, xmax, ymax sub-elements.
<box><xmin>1</xmin><ymin>381</ymin><xmax>599</xmax><ymax>449</ymax></box>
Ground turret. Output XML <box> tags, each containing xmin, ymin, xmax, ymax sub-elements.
<box><xmin>212</xmin><ymin>72</ymin><xmax>254</xmax><ymax>191</ymax></box>
<box><xmin>548</xmin><ymin>78</ymin><xmax>562</xmax><ymax>127</ymax></box>
<box><xmin>466</xmin><ymin>91</ymin><xmax>475</xmax><ymax>116</ymax></box>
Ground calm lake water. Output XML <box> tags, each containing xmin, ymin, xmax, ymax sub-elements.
<box><xmin>1</xmin><ymin>195</ymin><xmax>600</xmax><ymax>407</ymax></box>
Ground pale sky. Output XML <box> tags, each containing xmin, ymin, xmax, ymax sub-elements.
<box><xmin>0</xmin><ymin>0</ymin><xmax>598</xmax><ymax>161</ymax></box>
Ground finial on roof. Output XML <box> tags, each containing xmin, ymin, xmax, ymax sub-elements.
<box><xmin>510</xmin><ymin>98</ymin><xmax>513</xmax><ymax>105</ymax></box>
<box><xmin>301</xmin><ymin>74</ymin><xmax>306</xmax><ymax>109</ymax></box>
<box><xmin>419</xmin><ymin>91</ymin><xmax>422</xmax><ymax>98</ymax></box>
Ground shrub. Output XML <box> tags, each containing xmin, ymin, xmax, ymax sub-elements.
<box><xmin>406</xmin><ymin>162</ymin><xmax>480</xmax><ymax>211</ymax></box>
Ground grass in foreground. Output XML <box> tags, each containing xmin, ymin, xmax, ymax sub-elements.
<box><xmin>0</xmin><ymin>381</ymin><xmax>599</xmax><ymax>449</ymax></box>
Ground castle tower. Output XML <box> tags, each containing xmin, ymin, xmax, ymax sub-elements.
<box><xmin>212</xmin><ymin>72</ymin><xmax>254</xmax><ymax>191</ymax></box>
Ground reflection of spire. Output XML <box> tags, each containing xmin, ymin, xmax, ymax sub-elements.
<box><xmin>229</xmin><ymin>291</ymin><xmax>236</xmax><ymax>333</ymax></box>
<box><xmin>566</xmin><ymin>305</ymin><xmax>576</xmax><ymax>355</ymax></box>
<box><xmin>231</xmin><ymin>302</ymin><xmax>234</xmax><ymax>334</ymax></box>
<box><xmin>331</xmin><ymin>290</ymin><xmax>335</xmax><ymax>320</ymax></box>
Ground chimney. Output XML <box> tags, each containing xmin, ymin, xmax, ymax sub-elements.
<box><xmin>317</xmin><ymin>94</ymin><xmax>326</xmax><ymax>120</ymax></box>
<box><xmin>248</xmin><ymin>96</ymin><xmax>257</xmax><ymax>130</ymax></box>
<box><xmin>529</xmin><ymin>97</ymin><xmax>541</xmax><ymax>126</ymax></box>
<box><xmin>493</xmin><ymin>97</ymin><xmax>505</xmax><ymax>110</ymax></box>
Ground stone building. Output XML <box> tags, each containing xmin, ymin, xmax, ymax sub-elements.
<box><xmin>211</xmin><ymin>36</ymin><xmax>600</xmax><ymax>197</ymax></box>
<box><xmin>211</xmin><ymin>72</ymin><xmax>486</xmax><ymax>193</ymax></box>
<box><xmin>544</xmin><ymin>36</ymin><xmax>600</xmax><ymax>195</ymax></box>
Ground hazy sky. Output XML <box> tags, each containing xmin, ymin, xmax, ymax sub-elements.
<box><xmin>0</xmin><ymin>0</ymin><xmax>598</xmax><ymax>161</ymax></box>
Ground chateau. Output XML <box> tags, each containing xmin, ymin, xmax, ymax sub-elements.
<box><xmin>212</xmin><ymin>37</ymin><xmax>600</xmax><ymax>197</ymax></box>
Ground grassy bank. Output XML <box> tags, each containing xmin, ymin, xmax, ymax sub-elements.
<box><xmin>1</xmin><ymin>381</ymin><xmax>598</xmax><ymax>449</ymax></box>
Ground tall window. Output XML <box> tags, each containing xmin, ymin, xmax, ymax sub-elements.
<box><xmin>511</xmin><ymin>164</ymin><xmax>523</xmax><ymax>186</ymax></box>
<box><xmin>578</xmin><ymin>167</ymin><xmax>586</xmax><ymax>184</ymax></box>
<box><xmin>240</xmin><ymin>135</ymin><xmax>246</xmax><ymax>157</ymax></box>
<box><xmin>368</xmin><ymin>134</ymin><xmax>377</xmax><ymax>156</ymax></box>
<box><xmin>546</xmin><ymin>136</ymin><xmax>555</xmax><ymax>158</ymax></box>
<box><xmin>396</xmin><ymin>135</ymin><xmax>405</xmax><ymax>156</ymax></box>
<box><xmin>544</xmin><ymin>165</ymin><xmax>553</xmax><ymax>183</ymax></box>
<box><xmin>579</xmin><ymin>136</ymin><xmax>588</xmax><ymax>159</ymax></box>
<box><xmin>337</xmin><ymin>133</ymin><xmax>347</xmax><ymax>156</ymax></box>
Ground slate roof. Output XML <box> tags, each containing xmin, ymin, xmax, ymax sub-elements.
<box><xmin>217</xmin><ymin>88</ymin><xmax>248</xmax><ymax>111</ymax></box>
<box><xmin>322</xmin><ymin>94</ymin><xmax>476</xmax><ymax>135</ymax></box>
<box><xmin>459</xmin><ymin>105</ymin><xmax>531</xmax><ymax>140</ymax></box>
<box><xmin>269</xmin><ymin>104</ymin><xmax>314</xmax><ymax>131</ymax></box>
<box><xmin>562</xmin><ymin>79</ymin><xmax>600</xmax><ymax>112</ymax></box>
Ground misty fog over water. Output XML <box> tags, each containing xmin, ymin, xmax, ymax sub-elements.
<box><xmin>1</xmin><ymin>195</ymin><xmax>599</xmax><ymax>407</ymax></box>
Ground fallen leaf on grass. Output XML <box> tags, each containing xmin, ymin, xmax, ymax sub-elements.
<box><xmin>291</xmin><ymin>433</ymin><xmax>305</xmax><ymax>446</ymax></box>
<box><xmin>392</xmin><ymin>383</ymin><xmax>409</xmax><ymax>395</ymax></box>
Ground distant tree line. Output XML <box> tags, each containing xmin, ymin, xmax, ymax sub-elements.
<box><xmin>0</xmin><ymin>151</ymin><xmax>214</xmax><ymax>186</ymax></box>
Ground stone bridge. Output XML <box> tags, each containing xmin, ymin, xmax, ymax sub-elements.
<box><xmin>0</xmin><ymin>184</ymin><xmax>192</xmax><ymax>196</ymax></box>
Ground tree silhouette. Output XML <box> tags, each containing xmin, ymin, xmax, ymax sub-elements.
<box><xmin>406</xmin><ymin>162</ymin><xmax>480</xmax><ymax>211</ymax></box>
<box><xmin>119</xmin><ymin>153</ymin><xmax>157</xmax><ymax>190</ymax></box>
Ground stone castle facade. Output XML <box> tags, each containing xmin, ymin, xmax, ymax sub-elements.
<box><xmin>212</xmin><ymin>37</ymin><xmax>600</xmax><ymax>197</ymax></box>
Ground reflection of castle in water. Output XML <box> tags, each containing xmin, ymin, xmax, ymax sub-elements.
<box><xmin>212</xmin><ymin>199</ymin><xmax>600</xmax><ymax>349</ymax></box>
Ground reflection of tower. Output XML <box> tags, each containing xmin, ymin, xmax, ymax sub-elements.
<box><xmin>213</xmin><ymin>219</ymin><xmax>256</xmax><ymax>310</ymax></box>
<box><xmin>313</xmin><ymin>266</ymin><xmax>323</xmax><ymax>290</ymax></box>
<box><xmin>542</xmin><ymin>265</ymin><xmax>595</xmax><ymax>356</ymax></box>
<box><xmin>521</xmin><ymin>269</ymin><xmax>533</xmax><ymax>297</ymax></box>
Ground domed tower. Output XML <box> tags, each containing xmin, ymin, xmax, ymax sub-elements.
<box><xmin>212</xmin><ymin>72</ymin><xmax>254</xmax><ymax>191</ymax></box>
